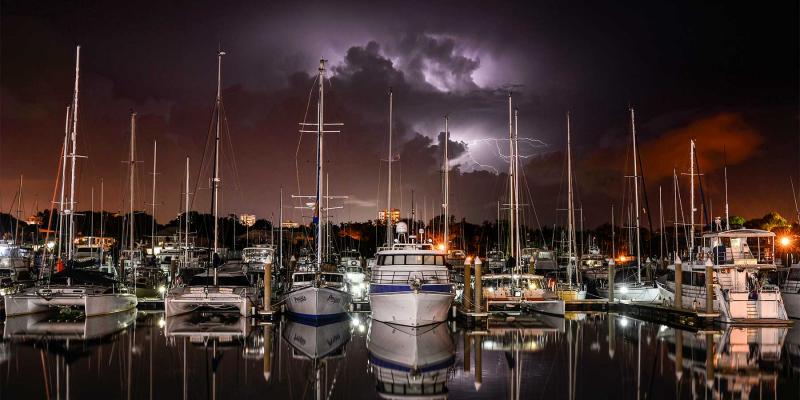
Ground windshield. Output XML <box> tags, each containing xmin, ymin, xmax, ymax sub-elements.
<box><xmin>346</xmin><ymin>267</ymin><xmax>363</xmax><ymax>273</ymax></box>
<box><xmin>378</xmin><ymin>254</ymin><xmax>445</xmax><ymax>266</ymax></box>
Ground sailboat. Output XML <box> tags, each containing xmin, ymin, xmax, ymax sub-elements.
<box><xmin>164</xmin><ymin>49</ymin><xmax>257</xmax><ymax>317</ymax></box>
<box><xmin>284</xmin><ymin>59</ymin><xmax>352</xmax><ymax>322</ymax></box>
<box><xmin>554</xmin><ymin>112</ymin><xmax>587</xmax><ymax>301</ymax></box>
<box><xmin>597</xmin><ymin>107</ymin><xmax>660</xmax><ymax>302</ymax></box>
<box><xmin>4</xmin><ymin>46</ymin><xmax>138</xmax><ymax>317</ymax></box>
<box><xmin>369</xmin><ymin>110</ymin><xmax>454</xmax><ymax>327</ymax></box>
<box><xmin>282</xmin><ymin>315</ymin><xmax>352</xmax><ymax>399</ymax></box>
<box><xmin>481</xmin><ymin>95</ymin><xmax>564</xmax><ymax>316</ymax></box>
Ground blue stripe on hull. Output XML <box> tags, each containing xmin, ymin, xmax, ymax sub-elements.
<box><xmin>369</xmin><ymin>284</ymin><xmax>452</xmax><ymax>294</ymax></box>
<box><xmin>286</xmin><ymin>312</ymin><xmax>349</xmax><ymax>325</ymax></box>
<box><xmin>368</xmin><ymin>353</ymin><xmax>456</xmax><ymax>372</ymax></box>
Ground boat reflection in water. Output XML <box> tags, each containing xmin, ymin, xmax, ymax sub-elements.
<box><xmin>282</xmin><ymin>315</ymin><xmax>352</xmax><ymax>399</ymax></box>
<box><xmin>367</xmin><ymin>320</ymin><xmax>455</xmax><ymax>398</ymax></box>
<box><xmin>660</xmin><ymin>324</ymin><xmax>789</xmax><ymax>398</ymax></box>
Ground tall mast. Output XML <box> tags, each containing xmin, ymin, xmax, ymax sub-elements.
<box><xmin>513</xmin><ymin>108</ymin><xmax>522</xmax><ymax>271</ymax></box>
<box><xmin>689</xmin><ymin>139</ymin><xmax>696</xmax><ymax>262</ymax></box>
<box><xmin>724</xmin><ymin>150</ymin><xmax>730</xmax><ymax>230</ymax></box>
<box><xmin>211</xmin><ymin>49</ymin><xmax>225</xmax><ymax>270</ymax></box>
<box><xmin>386</xmin><ymin>89</ymin><xmax>393</xmax><ymax>245</ymax></box>
<box><xmin>673</xmin><ymin>168</ymin><xmax>679</xmax><ymax>257</ymax></box>
<box><xmin>630</xmin><ymin>107</ymin><xmax>642</xmax><ymax>283</ymax></box>
<box><xmin>611</xmin><ymin>204</ymin><xmax>615</xmax><ymax>259</ymax></box>
<box><xmin>279</xmin><ymin>186</ymin><xmax>283</xmax><ymax>271</ymax></box>
<box><xmin>14</xmin><ymin>175</ymin><xmax>22</xmax><ymax>245</ymax></box>
<box><xmin>566</xmin><ymin>112</ymin><xmax>575</xmax><ymax>285</ymax></box>
<box><xmin>100</xmin><ymin>179</ymin><xmax>104</xmax><ymax>265</ymax></box>
<box><xmin>659</xmin><ymin>186</ymin><xmax>664</xmax><ymax>266</ymax></box>
<box><xmin>184</xmin><ymin>156</ymin><xmax>190</xmax><ymax>266</ymax></box>
<box><xmin>151</xmin><ymin>140</ymin><xmax>158</xmax><ymax>252</ymax></box>
<box><xmin>443</xmin><ymin>115</ymin><xmax>449</xmax><ymax>250</ymax></box>
<box><xmin>66</xmin><ymin>45</ymin><xmax>81</xmax><ymax>261</ymax></box>
<box><xmin>507</xmin><ymin>93</ymin><xmax>514</xmax><ymax>258</ymax></box>
<box><xmin>128</xmin><ymin>111</ymin><xmax>137</xmax><ymax>253</ymax></box>
<box><xmin>315</xmin><ymin>59</ymin><xmax>326</xmax><ymax>267</ymax></box>
<box><xmin>57</xmin><ymin>106</ymin><xmax>70</xmax><ymax>259</ymax></box>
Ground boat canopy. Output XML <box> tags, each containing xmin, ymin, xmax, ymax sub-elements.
<box><xmin>702</xmin><ymin>229</ymin><xmax>775</xmax><ymax>239</ymax></box>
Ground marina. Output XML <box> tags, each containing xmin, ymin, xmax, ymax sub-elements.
<box><xmin>1</xmin><ymin>1</ymin><xmax>799</xmax><ymax>398</ymax></box>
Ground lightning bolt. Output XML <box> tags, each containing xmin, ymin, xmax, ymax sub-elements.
<box><xmin>463</xmin><ymin>137</ymin><xmax>548</xmax><ymax>172</ymax></box>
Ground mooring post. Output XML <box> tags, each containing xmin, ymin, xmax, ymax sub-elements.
<box><xmin>474</xmin><ymin>257</ymin><xmax>483</xmax><ymax>313</ymax></box>
<box><xmin>463</xmin><ymin>331</ymin><xmax>471</xmax><ymax>373</ymax></box>
<box><xmin>463</xmin><ymin>257</ymin><xmax>472</xmax><ymax>310</ymax></box>
<box><xmin>674</xmin><ymin>255</ymin><xmax>682</xmax><ymax>309</ymax></box>
<box><xmin>473</xmin><ymin>335</ymin><xmax>482</xmax><ymax>391</ymax></box>
<box><xmin>263</xmin><ymin>324</ymin><xmax>272</xmax><ymax>382</ymax></box>
<box><xmin>263</xmin><ymin>263</ymin><xmax>272</xmax><ymax>313</ymax></box>
<box><xmin>705</xmin><ymin>258</ymin><xmax>714</xmax><ymax>314</ymax></box>
<box><xmin>607</xmin><ymin>258</ymin><xmax>615</xmax><ymax>302</ymax></box>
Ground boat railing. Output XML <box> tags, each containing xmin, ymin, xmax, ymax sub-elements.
<box><xmin>371</xmin><ymin>269</ymin><xmax>450</xmax><ymax>284</ymax></box>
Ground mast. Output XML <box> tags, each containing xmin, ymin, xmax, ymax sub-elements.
<box><xmin>659</xmin><ymin>186</ymin><xmax>664</xmax><ymax>267</ymax></box>
<box><xmin>673</xmin><ymin>168</ymin><xmax>679</xmax><ymax>257</ymax></box>
<box><xmin>66</xmin><ymin>45</ymin><xmax>81</xmax><ymax>261</ymax></box>
<box><xmin>386</xmin><ymin>89</ymin><xmax>393</xmax><ymax>245</ymax></box>
<box><xmin>566</xmin><ymin>112</ymin><xmax>575</xmax><ymax>285</ymax></box>
<box><xmin>630</xmin><ymin>107</ymin><xmax>642</xmax><ymax>283</ymax></box>
<box><xmin>513</xmin><ymin>108</ymin><xmax>522</xmax><ymax>271</ymax></box>
<box><xmin>184</xmin><ymin>156</ymin><xmax>190</xmax><ymax>266</ymax></box>
<box><xmin>611</xmin><ymin>204</ymin><xmax>615</xmax><ymax>259</ymax></box>
<box><xmin>100</xmin><ymin>179</ymin><xmax>104</xmax><ymax>265</ymax></box>
<box><xmin>211</xmin><ymin>49</ymin><xmax>225</xmax><ymax>278</ymax></box>
<box><xmin>689</xmin><ymin>139</ymin><xmax>696</xmax><ymax>262</ymax></box>
<box><xmin>443</xmin><ymin>115</ymin><xmax>449</xmax><ymax>250</ymax></box>
<box><xmin>315</xmin><ymin>59</ymin><xmax>326</xmax><ymax>268</ymax></box>
<box><xmin>507</xmin><ymin>93</ymin><xmax>514</xmax><ymax>258</ymax></box>
<box><xmin>57</xmin><ymin>106</ymin><xmax>70</xmax><ymax>259</ymax></box>
<box><xmin>151</xmin><ymin>140</ymin><xmax>158</xmax><ymax>252</ymax></box>
<box><xmin>279</xmin><ymin>186</ymin><xmax>283</xmax><ymax>271</ymax></box>
<box><xmin>128</xmin><ymin>111</ymin><xmax>137</xmax><ymax>253</ymax></box>
<box><xmin>14</xmin><ymin>175</ymin><xmax>22</xmax><ymax>245</ymax></box>
<box><xmin>723</xmin><ymin>150</ymin><xmax>730</xmax><ymax>230</ymax></box>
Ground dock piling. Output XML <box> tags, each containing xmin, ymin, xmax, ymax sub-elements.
<box><xmin>463</xmin><ymin>257</ymin><xmax>472</xmax><ymax>310</ymax></box>
<box><xmin>263</xmin><ymin>263</ymin><xmax>272</xmax><ymax>313</ymax></box>
<box><xmin>607</xmin><ymin>259</ymin><xmax>615</xmax><ymax>301</ymax></box>
<box><xmin>704</xmin><ymin>258</ymin><xmax>713</xmax><ymax>313</ymax></box>
<box><xmin>474</xmin><ymin>257</ymin><xmax>482</xmax><ymax>313</ymax></box>
<box><xmin>674</xmin><ymin>255</ymin><xmax>682</xmax><ymax>309</ymax></box>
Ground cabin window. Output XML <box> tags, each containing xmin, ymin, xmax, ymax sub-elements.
<box><xmin>406</xmin><ymin>255</ymin><xmax>424</xmax><ymax>265</ymax></box>
<box><xmin>424</xmin><ymin>255</ymin><xmax>436</xmax><ymax>265</ymax></box>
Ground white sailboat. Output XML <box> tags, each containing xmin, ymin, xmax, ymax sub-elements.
<box><xmin>4</xmin><ymin>46</ymin><xmax>138</xmax><ymax>317</ymax></box>
<box><xmin>164</xmin><ymin>49</ymin><xmax>257</xmax><ymax>317</ymax></box>
<box><xmin>481</xmin><ymin>94</ymin><xmax>564</xmax><ymax>316</ymax></box>
<box><xmin>284</xmin><ymin>59</ymin><xmax>351</xmax><ymax>321</ymax></box>
<box><xmin>597</xmin><ymin>107</ymin><xmax>660</xmax><ymax>302</ymax></box>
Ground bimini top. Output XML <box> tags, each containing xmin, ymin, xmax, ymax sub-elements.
<box><xmin>702</xmin><ymin>229</ymin><xmax>775</xmax><ymax>239</ymax></box>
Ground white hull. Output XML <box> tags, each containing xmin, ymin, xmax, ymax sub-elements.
<box><xmin>283</xmin><ymin>317</ymin><xmax>351</xmax><ymax>359</ymax></box>
<box><xmin>370</xmin><ymin>291</ymin><xmax>453</xmax><ymax>327</ymax></box>
<box><xmin>164</xmin><ymin>291</ymin><xmax>254</xmax><ymax>317</ymax></box>
<box><xmin>597</xmin><ymin>282</ymin><xmax>661</xmax><ymax>303</ymax></box>
<box><xmin>658</xmin><ymin>281</ymin><xmax>789</xmax><ymax>323</ymax></box>
<box><xmin>524</xmin><ymin>299</ymin><xmax>566</xmax><ymax>316</ymax></box>
<box><xmin>285</xmin><ymin>285</ymin><xmax>351</xmax><ymax>320</ymax></box>
<box><xmin>4</xmin><ymin>308</ymin><xmax>137</xmax><ymax>339</ymax></box>
<box><xmin>4</xmin><ymin>287</ymin><xmax>137</xmax><ymax>317</ymax></box>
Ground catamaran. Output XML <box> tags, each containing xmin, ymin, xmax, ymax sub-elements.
<box><xmin>284</xmin><ymin>60</ymin><xmax>352</xmax><ymax>321</ymax></box>
<box><xmin>164</xmin><ymin>49</ymin><xmax>256</xmax><ymax>317</ymax></box>
<box><xmin>4</xmin><ymin>46</ymin><xmax>137</xmax><ymax>317</ymax></box>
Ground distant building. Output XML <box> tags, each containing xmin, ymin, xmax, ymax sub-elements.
<box><xmin>378</xmin><ymin>209</ymin><xmax>401</xmax><ymax>224</ymax></box>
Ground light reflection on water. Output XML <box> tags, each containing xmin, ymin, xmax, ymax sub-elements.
<box><xmin>1</xmin><ymin>311</ymin><xmax>798</xmax><ymax>399</ymax></box>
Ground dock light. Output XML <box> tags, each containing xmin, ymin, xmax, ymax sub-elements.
<box><xmin>158</xmin><ymin>318</ymin><xmax>166</xmax><ymax>328</ymax></box>
<box><xmin>619</xmin><ymin>285</ymin><xmax>629</xmax><ymax>294</ymax></box>
<box><xmin>465</xmin><ymin>256</ymin><xmax>472</xmax><ymax>264</ymax></box>
<box><xmin>780</xmin><ymin>236</ymin><xmax>791</xmax><ymax>247</ymax></box>
<box><xmin>619</xmin><ymin>255</ymin><xmax>627</xmax><ymax>262</ymax></box>
<box><xmin>158</xmin><ymin>285</ymin><xmax>167</xmax><ymax>295</ymax></box>
<box><xmin>619</xmin><ymin>317</ymin><xmax>629</xmax><ymax>328</ymax></box>
<box><xmin>437</xmin><ymin>243</ymin><xmax>446</xmax><ymax>251</ymax></box>
<box><xmin>46</xmin><ymin>241</ymin><xmax>55</xmax><ymax>250</ymax></box>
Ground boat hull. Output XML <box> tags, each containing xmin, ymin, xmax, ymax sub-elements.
<box><xmin>285</xmin><ymin>285</ymin><xmax>351</xmax><ymax>322</ymax></box>
<box><xmin>4</xmin><ymin>291</ymin><xmax>137</xmax><ymax>317</ymax></box>
<box><xmin>783</xmin><ymin>291</ymin><xmax>800</xmax><ymax>319</ymax></box>
<box><xmin>164</xmin><ymin>290</ymin><xmax>255</xmax><ymax>317</ymax></box>
<box><xmin>597</xmin><ymin>282</ymin><xmax>660</xmax><ymax>302</ymax></box>
<box><xmin>370</xmin><ymin>285</ymin><xmax>453</xmax><ymax>327</ymax></box>
<box><xmin>658</xmin><ymin>281</ymin><xmax>789</xmax><ymax>324</ymax></box>
<box><xmin>523</xmin><ymin>299</ymin><xmax>566</xmax><ymax>316</ymax></box>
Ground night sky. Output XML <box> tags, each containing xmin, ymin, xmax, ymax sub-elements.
<box><xmin>1</xmin><ymin>1</ymin><xmax>798</xmax><ymax>228</ymax></box>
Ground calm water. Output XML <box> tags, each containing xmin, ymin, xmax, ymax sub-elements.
<box><xmin>1</xmin><ymin>311</ymin><xmax>798</xmax><ymax>399</ymax></box>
